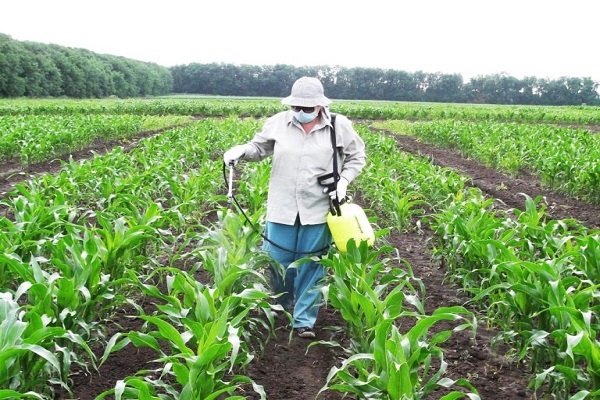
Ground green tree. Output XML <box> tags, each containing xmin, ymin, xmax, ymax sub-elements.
<box><xmin>422</xmin><ymin>72</ymin><xmax>465</xmax><ymax>103</ymax></box>
<box><xmin>380</xmin><ymin>69</ymin><xmax>420</xmax><ymax>101</ymax></box>
<box><xmin>0</xmin><ymin>34</ymin><xmax>27</xmax><ymax>97</ymax></box>
<box><xmin>20</xmin><ymin>41</ymin><xmax>63</xmax><ymax>96</ymax></box>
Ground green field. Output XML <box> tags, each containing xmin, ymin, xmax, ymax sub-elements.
<box><xmin>1</xmin><ymin>98</ymin><xmax>599</xmax><ymax>399</ymax></box>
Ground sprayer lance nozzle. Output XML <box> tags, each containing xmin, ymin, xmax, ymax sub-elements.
<box><xmin>227</xmin><ymin>164</ymin><xmax>235</xmax><ymax>203</ymax></box>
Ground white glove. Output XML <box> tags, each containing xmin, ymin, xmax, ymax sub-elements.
<box><xmin>223</xmin><ymin>145</ymin><xmax>246</xmax><ymax>165</ymax></box>
<box><xmin>329</xmin><ymin>177</ymin><xmax>349</xmax><ymax>201</ymax></box>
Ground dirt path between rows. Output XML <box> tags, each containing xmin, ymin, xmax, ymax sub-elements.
<box><xmin>2</xmin><ymin>122</ymin><xmax>599</xmax><ymax>399</ymax></box>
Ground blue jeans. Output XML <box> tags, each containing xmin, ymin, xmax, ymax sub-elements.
<box><xmin>263</xmin><ymin>218</ymin><xmax>331</xmax><ymax>329</ymax></box>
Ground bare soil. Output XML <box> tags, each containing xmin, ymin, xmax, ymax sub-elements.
<box><xmin>2</xmin><ymin>121</ymin><xmax>599</xmax><ymax>400</ymax></box>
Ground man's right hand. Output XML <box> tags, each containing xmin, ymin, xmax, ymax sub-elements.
<box><xmin>223</xmin><ymin>145</ymin><xmax>246</xmax><ymax>165</ymax></box>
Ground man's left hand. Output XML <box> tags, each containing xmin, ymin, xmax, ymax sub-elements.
<box><xmin>329</xmin><ymin>177</ymin><xmax>348</xmax><ymax>201</ymax></box>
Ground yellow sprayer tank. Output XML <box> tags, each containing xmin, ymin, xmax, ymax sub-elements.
<box><xmin>326</xmin><ymin>202</ymin><xmax>375</xmax><ymax>252</ymax></box>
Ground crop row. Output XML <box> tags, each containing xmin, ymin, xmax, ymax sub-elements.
<box><xmin>375</xmin><ymin>119</ymin><xmax>600</xmax><ymax>203</ymax></box>
<box><xmin>431</xmin><ymin>192</ymin><xmax>600</xmax><ymax>397</ymax></box>
<box><xmin>1</xmin><ymin>118</ymin><xmax>250</xmax><ymax>398</ymax></box>
<box><xmin>1</xmin><ymin>111</ymin><xmax>599</xmax><ymax>398</ymax></box>
<box><xmin>0</xmin><ymin>116</ymin><xmax>484</xmax><ymax>399</ymax></box>
<box><xmin>361</xmin><ymin>126</ymin><xmax>600</xmax><ymax>398</ymax></box>
<box><xmin>1</xmin><ymin>97</ymin><xmax>600</xmax><ymax>124</ymax></box>
<box><xmin>0</xmin><ymin>114</ymin><xmax>193</xmax><ymax>165</ymax></box>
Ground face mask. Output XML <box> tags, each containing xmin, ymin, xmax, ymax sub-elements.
<box><xmin>293</xmin><ymin>110</ymin><xmax>319</xmax><ymax>124</ymax></box>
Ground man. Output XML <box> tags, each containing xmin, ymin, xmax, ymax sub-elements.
<box><xmin>223</xmin><ymin>76</ymin><xmax>366</xmax><ymax>338</ymax></box>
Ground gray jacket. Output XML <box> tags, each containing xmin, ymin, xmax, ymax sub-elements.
<box><xmin>240</xmin><ymin>110</ymin><xmax>366</xmax><ymax>225</ymax></box>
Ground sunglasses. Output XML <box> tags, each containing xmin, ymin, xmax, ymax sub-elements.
<box><xmin>291</xmin><ymin>106</ymin><xmax>316</xmax><ymax>113</ymax></box>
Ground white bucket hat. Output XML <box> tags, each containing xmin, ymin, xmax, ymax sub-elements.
<box><xmin>281</xmin><ymin>77</ymin><xmax>332</xmax><ymax>107</ymax></box>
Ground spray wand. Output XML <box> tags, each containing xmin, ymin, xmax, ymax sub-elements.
<box><xmin>222</xmin><ymin>161</ymin><xmax>331</xmax><ymax>255</ymax></box>
<box><xmin>227</xmin><ymin>161</ymin><xmax>235</xmax><ymax>204</ymax></box>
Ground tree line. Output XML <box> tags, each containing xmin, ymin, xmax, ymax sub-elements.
<box><xmin>1</xmin><ymin>33</ymin><xmax>599</xmax><ymax>105</ymax></box>
<box><xmin>172</xmin><ymin>63</ymin><xmax>600</xmax><ymax>106</ymax></box>
<box><xmin>0</xmin><ymin>34</ymin><xmax>172</xmax><ymax>98</ymax></box>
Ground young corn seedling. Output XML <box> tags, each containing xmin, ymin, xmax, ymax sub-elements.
<box><xmin>0</xmin><ymin>183</ymin><xmax>79</xmax><ymax>264</ymax></box>
<box><xmin>320</xmin><ymin>240</ymin><xmax>423</xmax><ymax>353</ymax></box>
<box><xmin>317</xmin><ymin>239</ymin><xmax>478</xmax><ymax>398</ymax></box>
<box><xmin>0</xmin><ymin>292</ymin><xmax>94</xmax><ymax>398</ymax></box>
<box><xmin>98</xmin><ymin>268</ymin><xmax>268</xmax><ymax>400</ymax></box>
<box><xmin>320</xmin><ymin>309</ymin><xmax>479</xmax><ymax>399</ymax></box>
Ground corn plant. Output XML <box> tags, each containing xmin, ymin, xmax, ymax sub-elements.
<box><xmin>0</xmin><ymin>292</ymin><xmax>94</xmax><ymax>398</ymax></box>
<box><xmin>98</xmin><ymin>268</ymin><xmax>271</xmax><ymax>400</ymax></box>
<box><xmin>92</xmin><ymin>208</ymin><xmax>162</xmax><ymax>280</ymax></box>
<box><xmin>318</xmin><ymin>241</ymin><xmax>478</xmax><ymax>399</ymax></box>
<box><xmin>429</xmin><ymin>185</ymin><xmax>600</xmax><ymax>397</ymax></box>
<box><xmin>320</xmin><ymin>241</ymin><xmax>422</xmax><ymax>352</ymax></box>
<box><xmin>401</xmin><ymin>119</ymin><xmax>600</xmax><ymax>203</ymax></box>
<box><xmin>320</xmin><ymin>316</ymin><xmax>479</xmax><ymax>400</ymax></box>
<box><xmin>194</xmin><ymin>210</ymin><xmax>271</xmax><ymax>293</ymax></box>
<box><xmin>0</xmin><ymin>184</ymin><xmax>80</xmax><ymax>267</ymax></box>
<box><xmin>578</xmin><ymin>233</ymin><xmax>600</xmax><ymax>282</ymax></box>
<box><xmin>358</xmin><ymin>125</ymin><xmax>469</xmax><ymax>225</ymax></box>
<box><xmin>46</xmin><ymin>227</ymin><xmax>133</xmax><ymax>330</ymax></box>
<box><xmin>191</xmin><ymin>210</ymin><xmax>284</xmax><ymax>347</ymax></box>
<box><xmin>0</xmin><ymin>114</ymin><xmax>192</xmax><ymax>165</ymax></box>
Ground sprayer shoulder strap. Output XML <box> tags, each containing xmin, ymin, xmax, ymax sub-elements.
<box><xmin>330</xmin><ymin>113</ymin><xmax>339</xmax><ymax>184</ymax></box>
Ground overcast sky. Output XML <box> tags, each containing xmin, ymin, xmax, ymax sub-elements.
<box><xmin>2</xmin><ymin>0</ymin><xmax>599</xmax><ymax>82</ymax></box>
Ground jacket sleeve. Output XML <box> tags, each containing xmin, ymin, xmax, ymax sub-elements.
<box><xmin>241</xmin><ymin>116</ymin><xmax>277</xmax><ymax>161</ymax></box>
<box><xmin>337</xmin><ymin>115</ymin><xmax>366</xmax><ymax>183</ymax></box>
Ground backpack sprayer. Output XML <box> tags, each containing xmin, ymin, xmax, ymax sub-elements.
<box><xmin>321</xmin><ymin>192</ymin><xmax>375</xmax><ymax>253</ymax></box>
<box><xmin>224</xmin><ymin>114</ymin><xmax>374</xmax><ymax>253</ymax></box>
<box><xmin>317</xmin><ymin>113</ymin><xmax>375</xmax><ymax>252</ymax></box>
